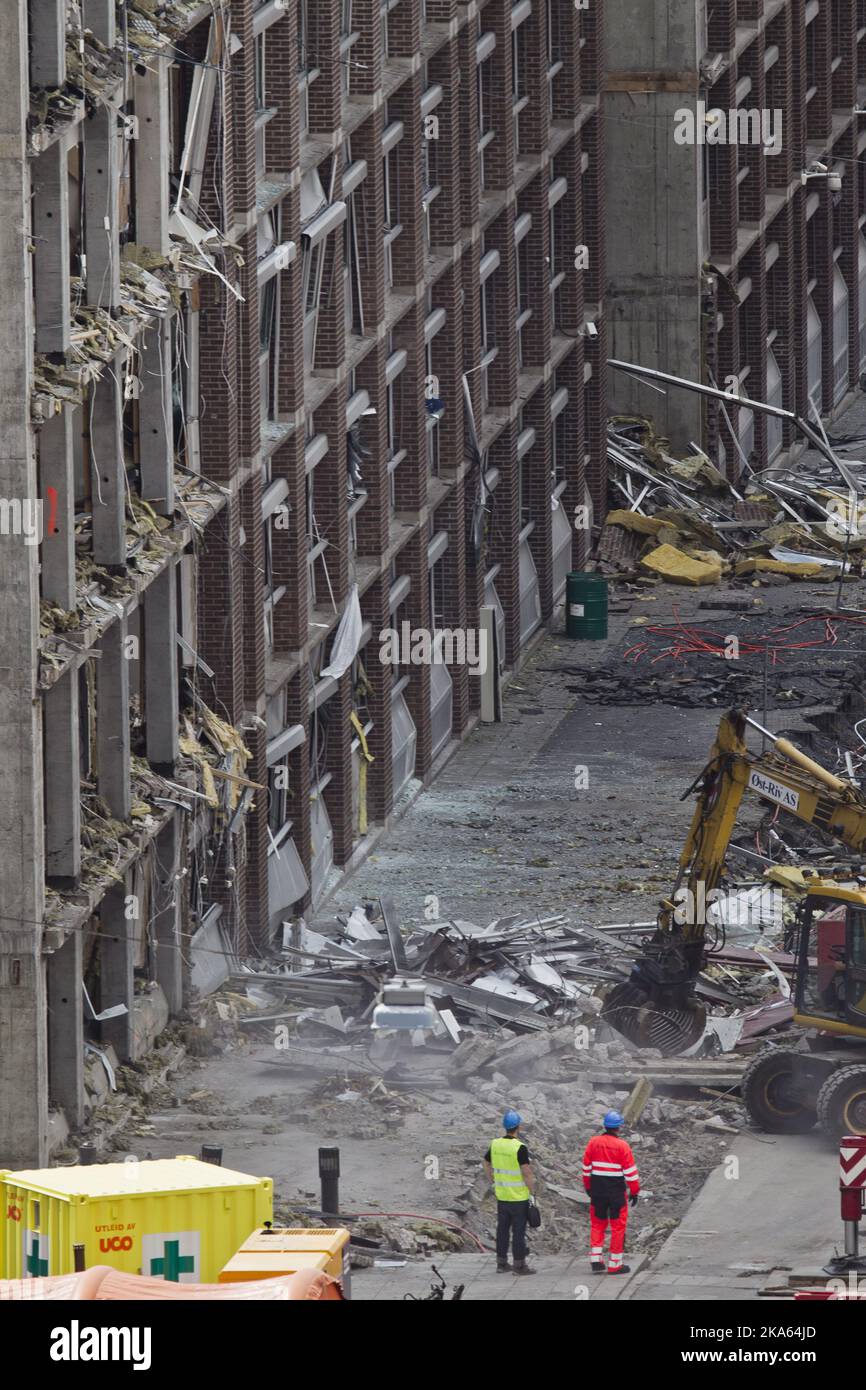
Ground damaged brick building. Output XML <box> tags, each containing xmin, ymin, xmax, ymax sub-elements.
<box><xmin>0</xmin><ymin>0</ymin><xmax>606</xmax><ymax>1165</ymax></box>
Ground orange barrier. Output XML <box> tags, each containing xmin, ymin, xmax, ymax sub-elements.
<box><xmin>0</xmin><ymin>1266</ymin><xmax>343</xmax><ymax>1301</ymax></box>
<box><xmin>0</xmin><ymin>1267</ymin><xmax>110</xmax><ymax>1300</ymax></box>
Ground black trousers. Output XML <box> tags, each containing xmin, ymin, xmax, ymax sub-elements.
<box><xmin>496</xmin><ymin>1199</ymin><xmax>529</xmax><ymax>1262</ymax></box>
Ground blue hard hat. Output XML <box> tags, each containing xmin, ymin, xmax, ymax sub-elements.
<box><xmin>503</xmin><ymin>1109</ymin><xmax>522</xmax><ymax>1131</ymax></box>
<box><xmin>603</xmin><ymin>1110</ymin><xmax>624</xmax><ymax>1130</ymax></box>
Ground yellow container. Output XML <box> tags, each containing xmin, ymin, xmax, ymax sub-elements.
<box><xmin>218</xmin><ymin>1249</ymin><xmax>330</xmax><ymax>1283</ymax></box>
<box><xmin>0</xmin><ymin>1156</ymin><xmax>272</xmax><ymax>1283</ymax></box>
<box><xmin>219</xmin><ymin>1227</ymin><xmax>351</xmax><ymax>1286</ymax></box>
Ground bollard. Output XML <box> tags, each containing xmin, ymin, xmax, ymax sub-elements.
<box><xmin>319</xmin><ymin>1146</ymin><xmax>340</xmax><ymax>1215</ymax></box>
<box><xmin>78</xmin><ymin>1142</ymin><xmax>98</xmax><ymax>1166</ymax></box>
<box><xmin>200</xmin><ymin>1144</ymin><xmax>223</xmax><ymax>1166</ymax></box>
<box><xmin>823</xmin><ymin>1133</ymin><xmax>866</xmax><ymax>1275</ymax></box>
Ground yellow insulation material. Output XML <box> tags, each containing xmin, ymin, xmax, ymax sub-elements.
<box><xmin>639</xmin><ymin>543</ymin><xmax>723</xmax><ymax>586</ymax></box>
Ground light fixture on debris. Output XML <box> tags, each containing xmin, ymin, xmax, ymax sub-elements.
<box><xmin>800</xmin><ymin>161</ymin><xmax>842</xmax><ymax>192</ymax></box>
<box><xmin>372</xmin><ymin>978</ymin><xmax>437</xmax><ymax>1031</ymax></box>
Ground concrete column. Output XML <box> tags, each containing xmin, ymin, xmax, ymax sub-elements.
<box><xmin>82</xmin><ymin>0</ymin><xmax>115</xmax><ymax>56</ymax></box>
<box><xmin>144</xmin><ymin>562</ymin><xmax>178</xmax><ymax>773</ymax></box>
<box><xmin>604</xmin><ymin>0</ymin><xmax>703</xmax><ymax>447</ymax></box>
<box><xmin>44</xmin><ymin>669</ymin><xmax>81</xmax><ymax>884</ymax></box>
<box><xmin>32</xmin><ymin>138</ymin><xmax>70</xmax><ymax>353</ymax></box>
<box><xmin>133</xmin><ymin>63</ymin><xmax>170</xmax><ymax>255</ymax></box>
<box><xmin>97</xmin><ymin>617</ymin><xmax>131</xmax><ymax>820</ymax></box>
<box><xmin>139</xmin><ymin>316</ymin><xmax>175</xmax><ymax>517</ymax></box>
<box><xmin>30</xmin><ymin>0</ymin><xmax>67</xmax><ymax>89</ymax></box>
<box><xmin>153</xmin><ymin>819</ymin><xmax>182</xmax><ymax>1014</ymax></box>
<box><xmin>47</xmin><ymin>928</ymin><xmax>84</xmax><ymax>1130</ymax></box>
<box><xmin>89</xmin><ymin>354</ymin><xmax>126</xmax><ymax>568</ymax></box>
<box><xmin>99</xmin><ymin>884</ymin><xmax>135</xmax><ymax>1062</ymax></box>
<box><xmin>0</xmin><ymin>0</ymin><xmax>48</xmax><ymax>1168</ymax></box>
<box><xmin>83</xmin><ymin>104</ymin><xmax>121</xmax><ymax>309</ymax></box>
<box><xmin>39</xmin><ymin>405</ymin><xmax>76</xmax><ymax>609</ymax></box>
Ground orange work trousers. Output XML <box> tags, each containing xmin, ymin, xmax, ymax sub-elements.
<box><xmin>589</xmin><ymin>1204</ymin><xmax>628</xmax><ymax>1269</ymax></box>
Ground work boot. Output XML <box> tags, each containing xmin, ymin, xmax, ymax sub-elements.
<box><xmin>513</xmin><ymin>1259</ymin><xmax>535</xmax><ymax>1276</ymax></box>
<box><xmin>590</xmin><ymin>1262</ymin><xmax>606</xmax><ymax>1275</ymax></box>
<box><xmin>496</xmin><ymin>1261</ymin><xmax>512</xmax><ymax>1273</ymax></box>
<box><xmin>607</xmin><ymin>1264</ymin><xmax>631</xmax><ymax>1275</ymax></box>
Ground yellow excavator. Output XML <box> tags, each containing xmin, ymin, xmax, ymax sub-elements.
<box><xmin>603</xmin><ymin>708</ymin><xmax>866</xmax><ymax>1136</ymax></box>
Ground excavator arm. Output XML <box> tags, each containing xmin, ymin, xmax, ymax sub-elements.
<box><xmin>604</xmin><ymin>708</ymin><xmax>866</xmax><ymax>1053</ymax></box>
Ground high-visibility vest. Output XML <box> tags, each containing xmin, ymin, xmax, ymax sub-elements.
<box><xmin>490</xmin><ymin>1136</ymin><xmax>530</xmax><ymax>1202</ymax></box>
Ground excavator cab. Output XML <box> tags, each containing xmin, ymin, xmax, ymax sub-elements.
<box><xmin>741</xmin><ymin>886</ymin><xmax>866</xmax><ymax>1137</ymax></box>
<box><xmin>793</xmin><ymin>890</ymin><xmax>866</xmax><ymax>1035</ymax></box>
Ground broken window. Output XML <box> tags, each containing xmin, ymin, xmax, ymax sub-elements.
<box><xmin>477</xmin><ymin>52</ymin><xmax>495</xmax><ymax>188</ymax></box>
<box><xmin>549</xmin><ymin>173</ymin><xmax>567</xmax><ymax>328</ymax></box>
<box><xmin>547</xmin><ymin>0</ymin><xmax>564</xmax><ymax>115</ymax></box>
<box><xmin>385</xmin><ymin>340</ymin><xmax>406</xmax><ymax>515</ymax></box>
<box><xmin>257</xmin><ymin>207</ymin><xmax>283</xmax><ymax>424</ymax></box>
<box><xmin>517</xmin><ymin>231</ymin><xmax>531</xmax><ymax>369</ymax></box>
<box><xmin>301</xmin><ymin>166</ymin><xmax>345</xmax><ymax>370</ymax></box>
<box><xmin>391</xmin><ymin>679</ymin><xmax>417</xmax><ymax>801</ymax></box>
<box><xmin>297</xmin><ymin>0</ymin><xmax>320</xmax><ymax>138</ymax></box>
<box><xmin>344</xmin><ymin>188</ymin><xmax>363</xmax><ymax>337</ymax></box>
<box><xmin>511</xmin><ymin>11</ymin><xmax>530</xmax><ymax>156</ymax></box>
<box><xmin>478</xmin><ymin>236</ymin><xmax>497</xmax><ymax>412</ymax></box>
<box><xmin>340</xmin><ymin>0</ymin><xmax>359</xmax><ymax>98</ymax></box>
<box><xmin>382</xmin><ymin>119</ymin><xmax>403</xmax><ymax>289</ymax></box>
<box><xmin>421</xmin><ymin>83</ymin><xmax>442</xmax><ymax>255</ymax></box>
<box><xmin>425</xmin><ymin>306</ymin><xmax>445</xmax><ymax>478</ymax></box>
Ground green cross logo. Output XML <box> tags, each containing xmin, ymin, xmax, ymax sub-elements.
<box><xmin>149</xmin><ymin>1238</ymin><xmax>195</xmax><ymax>1282</ymax></box>
<box><xmin>26</xmin><ymin>1236</ymin><xmax>48</xmax><ymax>1277</ymax></box>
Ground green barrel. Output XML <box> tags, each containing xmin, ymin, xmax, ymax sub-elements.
<box><xmin>565</xmin><ymin>571</ymin><xmax>608</xmax><ymax>640</ymax></box>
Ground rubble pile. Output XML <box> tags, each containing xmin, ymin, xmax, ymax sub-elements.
<box><xmin>598</xmin><ymin>417</ymin><xmax>866</xmax><ymax>586</ymax></box>
<box><xmin>229</xmin><ymin>887</ymin><xmax>817</xmax><ymax>1082</ymax></box>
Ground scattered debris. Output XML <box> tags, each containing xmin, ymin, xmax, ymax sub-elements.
<box><xmin>597</xmin><ymin>417</ymin><xmax>866</xmax><ymax>587</ymax></box>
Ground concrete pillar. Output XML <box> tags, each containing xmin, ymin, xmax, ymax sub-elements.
<box><xmin>82</xmin><ymin>1</ymin><xmax>115</xmax><ymax>59</ymax></box>
<box><xmin>97</xmin><ymin>617</ymin><xmax>131</xmax><ymax>820</ymax></box>
<box><xmin>83</xmin><ymin>104</ymin><xmax>121</xmax><ymax>309</ymax></box>
<box><xmin>604</xmin><ymin>0</ymin><xmax>704</xmax><ymax>447</ymax></box>
<box><xmin>0</xmin><ymin>0</ymin><xmax>48</xmax><ymax>1168</ymax></box>
<box><xmin>133</xmin><ymin>64</ymin><xmax>170</xmax><ymax>255</ymax></box>
<box><xmin>144</xmin><ymin>562</ymin><xmax>178</xmax><ymax>773</ymax></box>
<box><xmin>89</xmin><ymin>354</ymin><xmax>126</xmax><ymax>568</ymax></box>
<box><xmin>44</xmin><ymin>669</ymin><xmax>81</xmax><ymax>884</ymax></box>
<box><xmin>139</xmin><ymin>316</ymin><xmax>175</xmax><ymax>517</ymax></box>
<box><xmin>99</xmin><ymin>884</ymin><xmax>135</xmax><ymax>1062</ymax></box>
<box><xmin>153</xmin><ymin>819</ymin><xmax>182</xmax><ymax>1013</ymax></box>
<box><xmin>30</xmin><ymin>0</ymin><xmax>67</xmax><ymax>89</ymax></box>
<box><xmin>32</xmin><ymin>138</ymin><xmax>70</xmax><ymax>353</ymax></box>
<box><xmin>47</xmin><ymin>928</ymin><xmax>84</xmax><ymax>1130</ymax></box>
<box><xmin>39</xmin><ymin>405</ymin><xmax>76</xmax><ymax>610</ymax></box>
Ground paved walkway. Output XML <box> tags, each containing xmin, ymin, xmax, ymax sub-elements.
<box><xmin>352</xmin><ymin>1252</ymin><xmax>644</xmax><ymax>1301</ymax></box>
<box><xmin>624</xmin><ymin>1132</ymin><xmax>840</xmax><ymax>1301</ymax></box>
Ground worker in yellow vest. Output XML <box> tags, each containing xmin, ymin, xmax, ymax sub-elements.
<box><xmin>483</xmin><ymin>1109</ymin><xmax>536</xmax><ymax>1275</ymax></box>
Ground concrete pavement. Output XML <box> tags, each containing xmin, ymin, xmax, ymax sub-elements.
<box><xmin>352</xmin><ymin>1251</ymin><xmax>646</xmax><ymax>1301</ymax></box>
<box><xmin>625</xmin><ymin>1131</ymin><xmax>842</xmax><ymax>1300</ymax></box>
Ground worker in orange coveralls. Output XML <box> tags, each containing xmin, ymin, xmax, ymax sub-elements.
<box><xmin>581</xmin><ymin>1110</ymin><xmax>640</xmax><ymax>1275</ymax></box>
